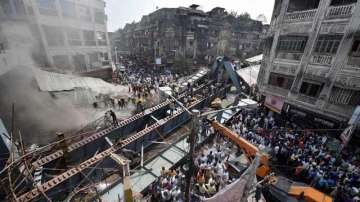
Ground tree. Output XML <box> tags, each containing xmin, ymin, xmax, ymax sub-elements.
<box><xmin>229</xmin><ymin>10</ymin><xmax>238</xmax><ymax>18</ymax></box>
<box><xmin>238</xmin><ymin>12</ymin><xmax>251</xmax><ymax>20</ymax></box>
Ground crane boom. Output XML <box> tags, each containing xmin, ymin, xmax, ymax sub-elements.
<box><xmin>210</xmin><ymin>120</ymin><xmax>333</xmax><ymax>202</ymax></box>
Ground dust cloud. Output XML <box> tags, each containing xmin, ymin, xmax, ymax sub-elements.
<box><xmin>0</xmin><ymin>22</ymin><xmax>96</xmax><ymax>145</ymax></box>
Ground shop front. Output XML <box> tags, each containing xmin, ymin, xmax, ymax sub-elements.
<box><xmin>282</xmin><ymin>103</ymin><xmax>343</xmax><ymax>130</ymax></box>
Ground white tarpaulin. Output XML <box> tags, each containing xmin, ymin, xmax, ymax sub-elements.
<box><xmin>236</xmin><ymin>65</ymin><xmax>260</xmax><ymax>86</ymax></box>
<box><xmin>349</xmin><ymin>106</ymin><xmax>360</xmax><ymax>125</ymax></box>
<box><xmin>245</xmin><ymin>54</ymin><xmax>263</xmax><ymax>63</ymax></box>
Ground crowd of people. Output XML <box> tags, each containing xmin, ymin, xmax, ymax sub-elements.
<box><xmin>193</xmin><ymin>136</ymin><xmax>237</xmax><ymax>198</ymax></box>
<box><xmin>149</xmin><ymin>134</ymin><xmax>239</xmax><ymax>202</ymax></box>
<box><xmin>149</xmin><ymin>167</ymin><xmax>186</xmax><ymax>201</ymax></box>
<box><xmin>227</xmin><ymin>106</ymin><xmax>360</xmax><ymax>202</ymax></box>
<box><xmin>121</xmin><ymin>68</ymin><xmax>183</xmax><ymax>113</ymax></box>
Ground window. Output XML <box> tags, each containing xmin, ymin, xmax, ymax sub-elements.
<box><xmin>268</xmin><ymin>73</ymin><xmax>294</xmax><ymax>89</ymax></box>
<box><xmin>14</xmin><ymin>0</ymin><xmax>26</xmax><ymax>15</ymax></box>
<box><xmin>60</xmin><ymin>0</ymin><xmax>76</xmax><ymax>18</ymax></box>
<box><xmin>330</xmin><ymin>0</ymin><xmax>357</xmax><ymax>6</ymax></box>
<box><xmin>88</xmin><ymin>52</ymin><xmax>100</xmax><ymax>69</ymax></box>
<box><xmin>299</xmin><ymin>81</ymin><xmax>323</xmax><ymax>97</ymax></box>
<box><xmin>94</xmin><ymin>9</ymin><xmax>105</xmax><ymax>24</ymax></box>
<box><xmin>67</xmin><ymin>28</ymin><xmax>82</xmax><ymax>46</ymax></box>
<box><xmin>72</xmin><ymin>54</ymin><xmax>86</xmax><ymax>72</ymax></box>
<box><xmin>42</xmin><ymin>25</ymin><xmax>64</xmax><ymax>46</ymax></box>
<box><xmin>348</xmin><ymin>39</ymin><xmax>360</xmax><ymax>66</ymax></box>
<box><xmin>350</xmin><ymin>39</ymin><xmax>360</xmax><ymax>57</ymax></box>
<box><xmin>83</xmin><ymin>30</ymin><xmax>96</xmax><ymax>46</ymax></box>
<box><xmin>0</xmin><ymin>0</ymin><xmax>12</xmax><ymax>17</ymax></box>
<box><xmin>0</xmin><ymin>42</ymin><xmax>5</xmax><ymax>53</ymax></box>
<box><xmin>329</xmin><ymin>87</ymin><xmax>360</xmax><ymax>105</ymax></box>
<box><xmin>101</xmin><ymin>52</ymin><xmax>110</xmax><ymax>65</ymax></box>
<box><xmin>314</xmin><ymin>35</ymin><xmax>342</xmax><ymax>54</ymax></box>
<box><xmin>189</xmin><ymin>40</ymin><xmax>194</xmax><ymax>46</ymax></box>
<box><xmin>287</xmin><ymin>0</ymin><xmax>320</xmax><ymax>12</ymax></box>
<box><xmin>37</xmin><ymin>0</ymin><xmax>57</xmax><ymax>16</ymax></box>
<box><xmin>277</xmin><ymin>35</ymin><xmax>308</xmax><ymax>52</ymax></box>
<box><xmin>264</xmin><ymin>36</ymin><xmax>274</xmax><ymax>54</ymax></box>
<box><xmin>96</xmin><ymin>31</ymin><xmax>107</xmax><ymax>46</ymax></box>
<box><xmin>79</xmin><ymin>5</ymin><xmax>92</xmax><ymax>21</ymax></box>
<box><xmin>53</xmin><ymin>55</ymin><xmax>70</xmax><ymax>69</ymax></box>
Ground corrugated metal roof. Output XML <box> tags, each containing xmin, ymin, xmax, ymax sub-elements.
<box><xmin>33</xmin><ymin>68</ymin><xmax>127</xmax><ymax>96</ymax></box>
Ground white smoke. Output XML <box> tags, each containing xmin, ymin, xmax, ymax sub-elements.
<box><xmin>0</xmin><ymin>22</ymin><xmax>114</xmax><ymax>145</ymax></box>
<box><xmin>0</xmin><ymin>22</ymin><xmax>91</xmax><ymax>144</ymax></box>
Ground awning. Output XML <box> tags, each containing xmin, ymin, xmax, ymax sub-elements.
<box><xmin>245</xmin><ymin>54</ymin><xmax>263</xmax><ymax>63</ymax></box>
<box><xmin>236</xmin><ymin>65</ymin><xmax>260</xmax><ymax>86</ymax></box>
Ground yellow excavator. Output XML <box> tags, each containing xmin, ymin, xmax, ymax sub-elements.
<box><xmin>210</xmin><ymin>120</ymin><xmax>333</xmax><ymax>202</ymax></box>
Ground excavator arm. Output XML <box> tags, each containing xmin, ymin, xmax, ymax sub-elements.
<box><xmin>211</xmin><ymin>57</ymin><xmax>242</xmax><ymax>93</ymax></box>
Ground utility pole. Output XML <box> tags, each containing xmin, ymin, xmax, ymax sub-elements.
<box><xmin>184</xmin><ymin>109</ymin><xmax>200</xmax><ymax>202</ymax></box>
<box><xmin>114</xmin><ymin>46</ymin><xmax>119</xmax><ymax>65</ymax></box>
<box><xmin>154</xmin><ymin>40</ymin><xmax>157</xmax><ymax>69</ymax></box>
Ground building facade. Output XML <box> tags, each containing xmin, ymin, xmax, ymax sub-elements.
<box><xmin>257</xmin><ymin>0</ymin><xmax>360</xmax><ymax>127</ymax></box>
<box><xmin>112</xmin><ymin>5</ymin><xmax>267</xmax><ymax>66</ymax></box>
<box><xmin>0</xmin><ymin>0</ymin><xmax>111</xmax><ymax>73</ymax></box>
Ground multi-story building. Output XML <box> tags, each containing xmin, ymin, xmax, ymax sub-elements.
<box><xmin>257</xmin><ymin>0</ymin><xmax>360</xmax><ymax>128</ymax></box>
<box><xmin>0</xmin><ymin>0</ymin><xmax>111</xmax><ymax>73</ymax></box>
<box><xmin>112</xmin><ymin>5</ymin><xmax>267</xmax><ymax>66</ymax></box>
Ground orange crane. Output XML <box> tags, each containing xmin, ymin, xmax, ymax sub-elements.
<box><xmin>210</xmin><ymin>120</ymin><xmax>333</xmax><ymax>202</ymax></box>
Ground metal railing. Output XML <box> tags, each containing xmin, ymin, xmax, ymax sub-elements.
<box><xmin>276</xmin><ymin>52</ymin><xmax>303</xmax><ymax>61</ymax></box>
<box><xmin>311</xmin><ymin>55</ymin><xmax>333</xmax><ymax>65</ymax></box>
<box><xmin>327</xmin><ymin>4</ymin><xmax>355</xmax><ymax>18</ymax></box>
<box><xmin>284</xmin><ymin>9</ymin><xmax>317</xmax><ymax>23</ymax></box>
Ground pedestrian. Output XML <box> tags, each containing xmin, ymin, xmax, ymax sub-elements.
<box><xmin>169</xmin><ymin>101</ymin><xmax>175</xmax><ymax>116</ymax></box>
<box><xmin>109</xmin><ymin>110</ymin><xmax>118</xmax><ymax>126</ymax></box>
<box><xmin>118</xmin><ymin>99</ymin><xmax>122</xmax><ymax>109</ymax></box>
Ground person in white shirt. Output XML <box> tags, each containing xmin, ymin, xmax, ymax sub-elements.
<box><xmin>171</xmin><ymin>186</ymin><xmax>181</xmax><ymax>201</ymax></box>
<box><xmin>161</xmin><ymin>189</ymin><xmax>171</xmax><ymax>201</ymax></box>
<box><xmin>274</xmin><ymin>145</ymin><xmax>280</xmax><ymax>155</ymax></box>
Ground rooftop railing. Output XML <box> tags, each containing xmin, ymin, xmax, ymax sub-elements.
<box><xmin>283</xmin><ymin>9</ymin><xmax>317</xmax><ymax>23</ymax></box>
<box><xmin>327</xmin><ymin>4</ymin><xmax>355</xmax><ymax>18</ymax></box>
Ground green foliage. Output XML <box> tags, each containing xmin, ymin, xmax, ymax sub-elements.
<box><xmin>238</xmin><ymin>12</ymin><xmax>251</xmax><ymax>20</ymax></box>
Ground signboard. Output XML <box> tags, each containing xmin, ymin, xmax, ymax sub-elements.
<box><xmin>155</xmin><ymin>58</ymin><xmax>161</xmax><ymax>65</ymax></box>
<box><xmin>314</xmin><ymin>117</ymin><xmax>335</xmax><ymax>128</ymax></box>
<box><xmin>264</xmin><ymin>95</ymin><xmax>284</xmax><ymax>113</ymax></box>
<box><xmin>349</xmin><ymin>106</ymin><xmax>360</xmax><ymax>125</ymax></box>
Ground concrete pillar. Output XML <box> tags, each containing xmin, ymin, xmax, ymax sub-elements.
<box><xmin>258</xmin><ymin>0</ymin><xmax>290</xmax><ymax>89</ymax></box>
<box><xmin>319</xmin><ymin>2</ymin><xmax>360</xmax><ymax>104</ymax></box>
<box><xmin>288</xmin><ymin>0</ymin><xmax>332</xmax><ymax>94</ymax></box>
<box><xmin>28</xmin><ymin>0</ymin><xmax>52</xmax><ymax>68</ymax></box>
<box><xmin>9</xmin><ymin>0</ymin><xmax>17</xmax><ymax>17</ymax></box>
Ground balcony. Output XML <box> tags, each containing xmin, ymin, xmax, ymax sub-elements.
<box><xmin>311</xmin><ymin>55</ymin><xmax>333</xmax><ymax>66</ymax></box>
<box><xmin>276</xmin><ymin>52</ymin><xmax>303</xmax><ymax>61</ymax></box>
<box><xmin>327</xmin><ymin>4</ymin><xmax>355</xmax><ymax>18</ymax></box>
<box><xmin>283</xmin><ymin>9</ymin><xmax>317</xmax><ymax>23</ymax></box>
<box><xmin>297</xmin><ymin>94</ymin><xmax>317</xmax><ymax>105</ymax></box>
<box><xmin>348</xmin><ymin>56</ymin><xmax>360</xmax><ymax>67</ymax></box>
